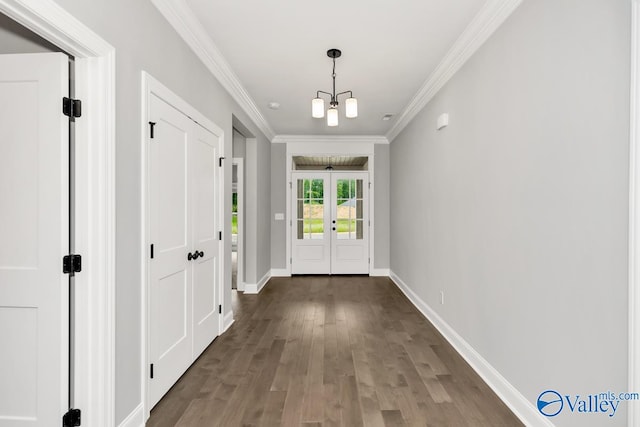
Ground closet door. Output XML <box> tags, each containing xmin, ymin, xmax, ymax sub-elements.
<box><xmin>191</xmin><ymin>124</ymin><xmax>220</xmax><ymax>356</ymax></box>
<box><xmin>0</xmin><ymin>52</ymin><xmax>69</xmax><ymax>427</ymax></box>
<box><xmin>148</xmin><ymin>94</ymin><xmax>193</xmax><ymax>408</ymax></box>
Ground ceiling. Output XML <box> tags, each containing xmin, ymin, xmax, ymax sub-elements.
<box><xmin>157</xmin><ymin>0</ymin><xmax>511</xmax><ymax>138</ymax></box>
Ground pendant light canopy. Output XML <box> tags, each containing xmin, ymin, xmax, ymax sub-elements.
<box><xmin>311</xmin><ymin>49</ymin><xmax>358</xmax><ymax>126</ymax></box>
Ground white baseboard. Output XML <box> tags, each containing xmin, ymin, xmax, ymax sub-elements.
<box><xmin>244</xmin><ymin>270</ymin><xmax>271</xmax><ymax>294</ymax></box>
<box><xmin>117</xmin><ymin>403</ymin><xmax>144</xmax><ymax>427</ymax></box>
<box><xmin>370</xmin><ymin>268</ymin><xmax>390</xmax><ymax>277</ymax></box>
<box><xmin>270</xmin><ymin>268</ymin><xmax>290</xmax><ymax>277</ymax></box>
<box><xmin>222</xmin><ymin>310</ymin><xmax>234</xmax><ymax>333</ymax></box>
<box><xmin>388</xmin><ymin>271</ymin><xmax>554</xmax><ymax>427</ymax></box>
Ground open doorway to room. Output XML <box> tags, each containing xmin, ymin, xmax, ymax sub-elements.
<box><xmin>231</xmin><ymin>128</ymin><xmax>245</xmax><ymax>291</ymax></box>
<box><xmin>231</xmin><ymin>157</ymin><xmax>244</xmax><ymax>291</ymax></box>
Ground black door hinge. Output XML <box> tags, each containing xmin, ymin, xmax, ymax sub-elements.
<box><xmin>219</xmin><ymin>157</ymin><xmax>225</xmax><ymax>167</ymax></box>
<box><xmin>219</xmin><ymin>231</ymin><xmax>222</xmax><ymax>241</ymax></box>
<box><xmin>218</xmin><ymin>304</ymin><xmax>222</xmax><ymax>314</ymax></box>
<box><xmin>63</xmin><ymin>254</ymin><xmax>82</xmax><ymax>275</ymax></box>
<box><xmin>150</xmin><ymin>363</ymin><xmax>154</xmax><ymax>379</ymax></box>
<box><xmin>150</xmin><ymin>244</ymin><xmax>154</xmax><ymax>259</ymax></box>
<box><xmin>149</xmin><ymin>121</ymin><xmax>156</xmax><ymax>139</ymax></box>
<box><xmin>63</xmin><ymin>97</ymin><xmax>82</xmax><ymax>118</ymax></box>
<box><xmin>62</xmin><ymin>408</ymin><xmax>81</xmax><ymax>426</ymax></box>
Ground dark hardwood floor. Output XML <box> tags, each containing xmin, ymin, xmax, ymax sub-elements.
<box><xmin>147</xmin><ymin>276</ymin><xmax>523</xmax><ymax>427</ymax></box>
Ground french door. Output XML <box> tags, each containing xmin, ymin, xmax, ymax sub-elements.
<box><xmin>291</xmin><ymin>172</ymin><xmax>369</xmax><ymax>275</ymax></box>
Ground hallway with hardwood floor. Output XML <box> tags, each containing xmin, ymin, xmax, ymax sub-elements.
<box><xmin>147</xmin><ymin>276</ymin><xmax>523</xmax><ymax>426</ymax></box>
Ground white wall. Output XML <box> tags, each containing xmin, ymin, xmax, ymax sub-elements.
<box><xmin>50</xmin><ymin>0</ymin><xmax>270</xmax><ymax>423</ymax></box>
<box><xmin>390</xmin><ymin>1</ymin><xmax>630</xmax><ymax>426</ymax></box>
<box><xmin>271</xmin><ymin>143</ymin><xmax>287</xmax><ymax>269</ymax></box>
<box><xmin>374</xmin><ymin>144</ymin><xmax>390</xmax><ymax>270</ymax></box>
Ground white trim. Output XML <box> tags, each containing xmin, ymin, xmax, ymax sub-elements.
<box><xmin>370</xmin><ymin>268</ymin><xmax>390</xmax><ymax>277</ymax></box>
<box><xmin>630</xmin><ymin>2</ymin><xmax>640</xmax><ymax>426</ymax></box>
<box><xmin>0</xmin><ymin>1</ymin><xmax>117</xmax><ymax>426</ymax></box>
<box><xmin>270</xmin><ymin>268</ymin><xmax>291</xmax><ymax>277</ymax></box>
<box><xmin>150</xmin><ymin>0</ymin><xmax>274</xmax><ymax>141</ymax></box>
<box><xmin>232</xmin><ymin>158</ymin><xmax>245</xmax><ymax>292</ymax></box>
<box><xmin>385</xmin><ymin>0</ymin><xmax>523</xmax><ymax>142</ymax></box>
<box><xmin>273</xmin><ymin>135</ymin><xmax>389</xmax><ymax>145</ymax></box>
<box><xmin>244</xmin><ymin>271</ymin><xmax>271</xmax><ymax>294</ymax></box>
<box><xmin>388</xmin><ymin>271</ymin><xmax>554</xmax><ymax>427</ymax></box>
<box><xmin>222</xmin><ymin>311</ymin><xmax>235</xmax><ymax>334</ymax></box>
<box><xmin>140</xmin><ymin>72</ymin><xmax>225</xmax><ymax>421</ymax></box>
<box><xmin>116</xmin><ymin>403</ymin><xmax>144</xmax><ymax>427</ymax></box>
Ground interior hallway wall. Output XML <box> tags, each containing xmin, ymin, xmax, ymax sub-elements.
<box><xmin>0</xmin><ymin>13</ymin><xmax>60</xmax><ymax>53</ymax></box>
<box><xmin>389</xmin><ymin>1</ymin><xmax>630</xmax><ymax>426</ymax></box>
<box><xmin>51</xmin><ymin>0</ymin><xmax>270</xmax><ymax>423</ymax></box>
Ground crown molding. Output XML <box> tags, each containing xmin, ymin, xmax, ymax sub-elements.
<box><xmin>272</xmin><ymin>135</ymin><xmax>389</xmax><ymax>144</ymax></box>
<box><xmin>385</xmin><ymin>0</ymin><xmax>523</xmax><ymax>142</ymax></box>
<box><xmin>151</xmin><ymin>0</ymin><xmax>275</xmax><ymax>140</ymax></box>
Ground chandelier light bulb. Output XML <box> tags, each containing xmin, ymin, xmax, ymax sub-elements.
<box><xmin>327</xmin><ymin>107</ymin><xmax>339</xmax><ymax>127</ymax></box>
<box><xmin>345</xmin><ymin>97</ymin><xmax>358</xmax><ymax>118</ymax></box>
<box><xmin>312</xmin><ymin>97</ymin><xmax>325</xmax><ymax>118</ymax></box>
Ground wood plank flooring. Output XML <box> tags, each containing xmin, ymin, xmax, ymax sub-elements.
<box><xmin>146</xmin><ymin>276</ymin><xmax>523</xmax><ymax>427</ymax></box>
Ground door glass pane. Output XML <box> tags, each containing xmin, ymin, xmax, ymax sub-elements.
<box><xmin>335</xmin><ymin>178</ymin><xmax>364</xmax><ymax>240</ymax></box>
<box><xmin>296</xmin><ymin>178</ymin><xmax>324</xmax><ymax>240</ymax></box>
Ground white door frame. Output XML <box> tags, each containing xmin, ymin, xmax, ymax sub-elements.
<box><xmin>232</xmin><ymin>158</ymin><xmax>245</xmax><ymax>291</ymax></box>
<box><xmin>629</xmin><ymin>2</ymin><xmax>640</xmax><ymax>426</ymax></box>
<box><xmin>0</xmin><ymin>1</ymin><xmax>116</xmax><ymax>426</ymax></box>
<box><xmin>285</xmin><ymin>141</ymin><xmax>376</xmax><ymax>276</ymax></box>
<box><xmin>141</xmin><ymin>72</ymin><xmax>225</xmax><ymax>420</ymax></box>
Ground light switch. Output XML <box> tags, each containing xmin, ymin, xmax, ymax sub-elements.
<box><xmin>274</xmin><ymin>213</ymin><xmax>285</xmax><ymax>220</ymax></box>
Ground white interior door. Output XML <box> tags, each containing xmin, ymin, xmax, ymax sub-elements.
<box><xmin>330</xmin><ymin>173</ymin><xmax>369</xmax><ymax>274</ymax></box>
<box><xmin>0</xmin><ymin>53</ymin><xmax>69</xmax><ymax>426</ymax></box>
<box><xmin>148</xmin><ymin>94</ymin><xmax>193</xmax><ymax>408</ymax></box>
<box><xmin>291</xmin><ymin>173</ymin><xmax>331</xmax><ymax>274</ymax></box>
<box><xmin>191</xmin><ymin>124</ymin><xmax>219</xmax><ymax>356</ymax></box>
<box><xmin>291</xmin><ymin>172</ymin><xmax>369</xmax><ymax>275</ymax></box>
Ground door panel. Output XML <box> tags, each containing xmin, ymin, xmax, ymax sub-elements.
<box><xmin>148</xmin><ymin>94</ymin><xmax>192</xmax><ymax>408</ymax></box>
<box><xmin>331</xmin><ymin>173</ymin><xmax>369</xmax><ymax>274</ymax></box>
<box><xmin>291</xmin><ymin>172</ymin><xmax>369</xmax><ymax>275</ymax></box>
<box><xmin>0</xmin><ymin>53</ymin><xmax>69</xmax><ymax>426</ymax></box>
<box><xmin>291</xmin><ymin>173</ymin><xmax>330</xmax><ymax>274</ymax></box>
<box><xmin>192</xmin><ymin>124</ymin><xmax>219</xmax><ymax>357</ymax></box>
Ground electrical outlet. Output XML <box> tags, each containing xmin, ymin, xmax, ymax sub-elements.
<box><xmin>440</xmin><ymin>291</ymin><xmax>445</xmax><ymax>305</ymax></box>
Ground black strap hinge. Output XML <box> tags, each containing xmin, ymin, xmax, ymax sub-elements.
<box><xmin>149</xmin><ymin>121</ymin><xmax>156</xmax><ymax>139</ymax></box>
<box><xmin>63</xmin><ymin>254</ymin><xmax>82</xmax><ymax>274</ymax></box>
<box><xmin>62</xmin><ymin>408</ymin><xmax>81</xmax><ymax>426</ymax></box>
<box><xmin>63</xmin><ymin>97</ymin><xmax>82</xmax><ymax>118</ymax></box>
<box><xmin>219</xmin><ymin>304</ymin><xmax>222</xmax><ymax>314</ymax></box>
<box><xmin>219</xmin><ymin>231</ymin><xmax>222</xmax><ymax>241</ymax></box>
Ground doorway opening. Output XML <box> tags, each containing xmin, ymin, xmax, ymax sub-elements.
<box><xmin>232</xmin><ymin>157</ymin><xmax>244</xmax><ymax>291</ymax></box>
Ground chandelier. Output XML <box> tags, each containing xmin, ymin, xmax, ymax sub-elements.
<box><xmin>311</xmin><ymin>48</ymin><xmax>358</xmax><ymax>127</ymax></box>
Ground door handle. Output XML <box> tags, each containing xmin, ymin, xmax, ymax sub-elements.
<box><xmin>188</xmin><ymin>252</ymin><xmax>195</xmax><ymax>261</ymax></box>
<box><xmin>197</xmin><ymin>251</ymin><xmax>204</xmax><ymax>258</ymax></box>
